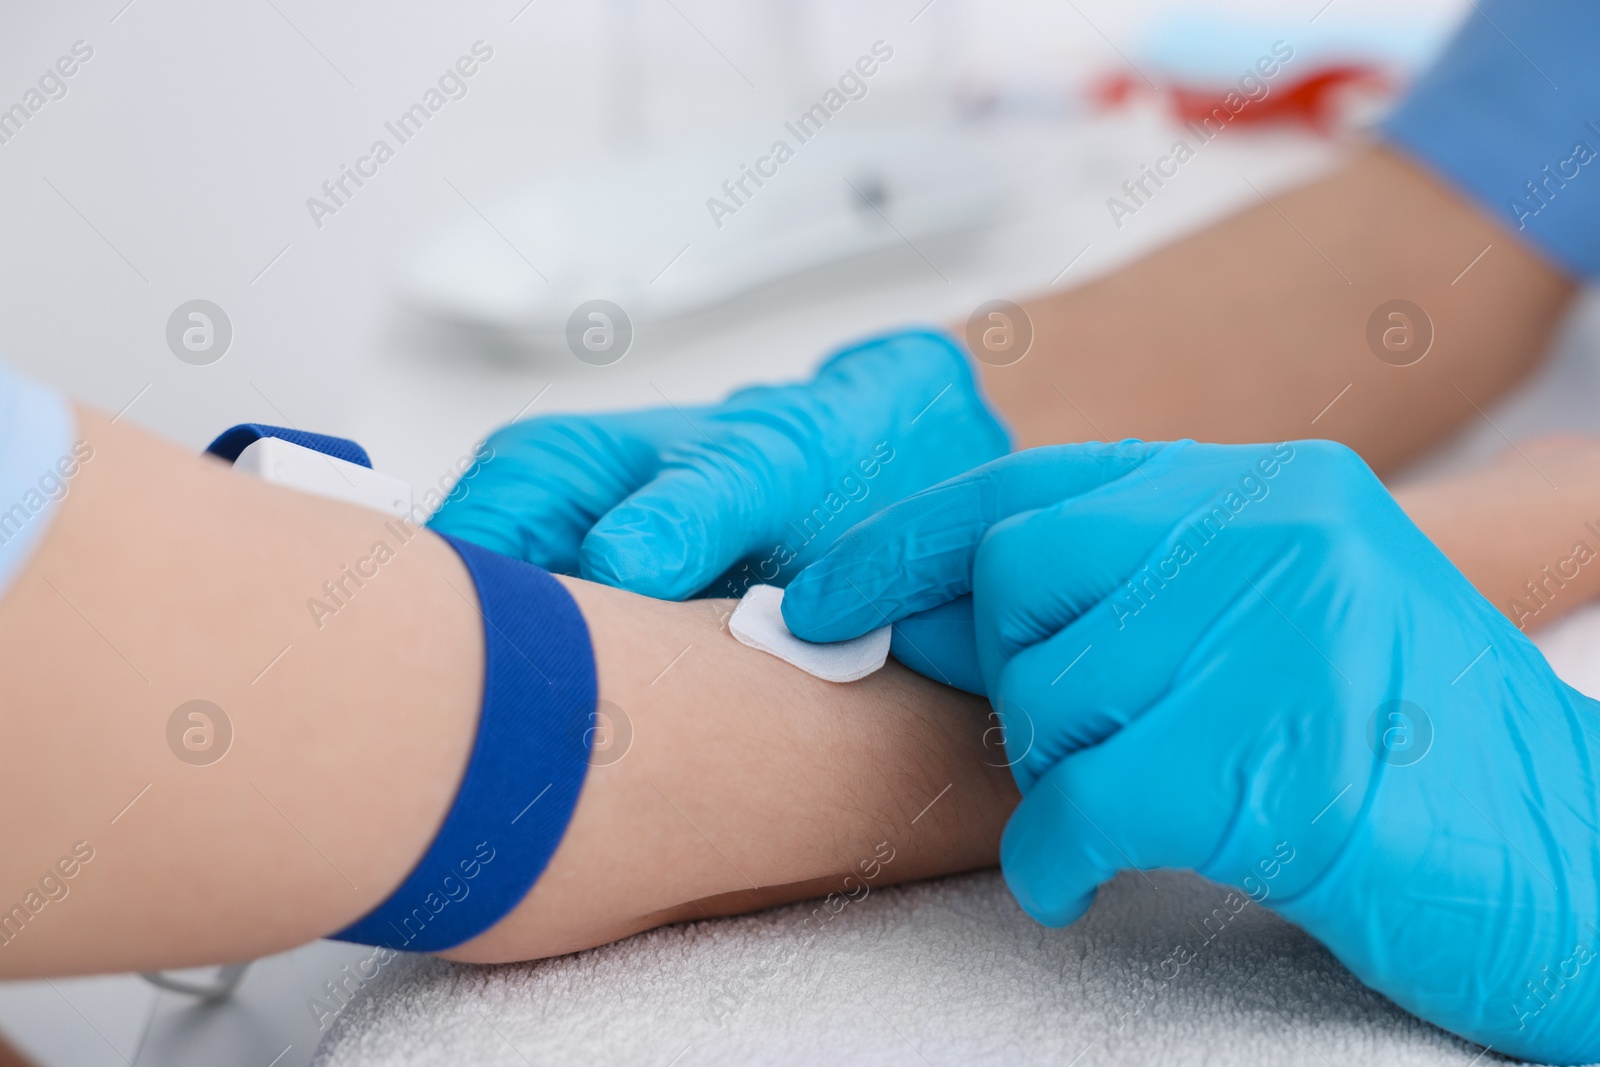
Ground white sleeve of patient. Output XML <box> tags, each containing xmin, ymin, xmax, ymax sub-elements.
<box><xmin>0</xmin><ymin>363</ymin><xmax>77</xmax><ymax>604</ymax></box>
<box><xmin>728</xmin><ymin>583</ymin><xmax>891</xmax><ymax>683</ymax></box>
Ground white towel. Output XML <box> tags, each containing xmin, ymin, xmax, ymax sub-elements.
<box><xmin>310</xmin><ymin>869</ymin><xmax>1495</xmax><ymax>1067</ymax></box>
<box><xmin>313</xmin><ymin>602</ymin><xmax>1600</xmax><ymax>1067</ymax></box>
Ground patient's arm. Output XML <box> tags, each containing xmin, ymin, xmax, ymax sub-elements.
<box><xmin>443</xmin><ymin>576</ymin><xmax>1015</xmax><ymax>963</ymax></box>
<box><xmin>0</xmin><ymin>406</ymin><xmax>1014</xmax><ymax>978</ymax></box>
<box><xmin>0</xmin><ymin>404</ymin><xmax>1588</xmax><ymax>979</ymax></box>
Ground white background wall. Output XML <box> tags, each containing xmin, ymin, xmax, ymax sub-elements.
<box><xmin>0</xmin><ymin>0</ymin><xmax>1463</xmax><ymax>490</ymax></box>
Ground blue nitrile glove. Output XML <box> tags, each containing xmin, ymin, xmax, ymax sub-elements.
<box><xmin>428</xmin><ymin>328</ymin><xmax>1010</xmax><ymax>600</ymax></box>
<box><xmin>785</xmin><ymin>444</ymin><xmax>1152</xmax><ymax>693</ymax></box>
<box><xmin>798</xmin><ymin>439</ymin><xmax>1600</xmax><ymax>1063</ymax></box>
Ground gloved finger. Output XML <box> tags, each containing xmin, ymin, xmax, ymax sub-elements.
<box><xmin>970</xmin><ymin>482</ymin><xmax>1181</xmax><ymax>684</ymax></box>
<box><xmin>972</xmin><ymin>440</ymin><xmax>1300</xmax><ymax>669</ymax></box>
<box><xmin>983</xmin><ymin>495</ymin><xmax>1259</xmax><ymax>777</ymax></box>
<box><xmin>783</xmin><ymin>442</ymin><xmax>1169</xmax><ymax>643</ymax></box>
<box><xmin>1000</xmin><ymin>703</ymin><xmax>1235</xmax><ymax>927</ymax></box>
<box><xmin>429</xmin><ymin>413</ymin><xmax>682</xmax><ymax>572</ymax></box>
<box><xmin>888</xmin><ymin>595</ymin><xmax>985</xmax><ymax>695</ymax></box>
<box><xmin>580</xmin><ymin>420</ymin><xmax>811</xmax><ymax>600</ymax></box>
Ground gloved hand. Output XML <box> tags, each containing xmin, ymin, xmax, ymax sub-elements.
<box><xmin>783</xmin><ymin>443</ymin><xmax>1152</xmax><ymax>692</ymax></box>
<box><xmin>792</xmin><ymin>439</ymin><xmax>1600</xmax><ymax>1063</ymax></box>
<box><xmin>428</xmin><ymin>328</ymin><xmax>1010</xmax><ymax>600</ymax></box>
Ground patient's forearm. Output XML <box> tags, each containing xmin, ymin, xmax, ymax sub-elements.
<box><xmin>974</xmin><ymin>145</ymin><xmax>1575</xmax><ymax>475</ymax></box>
<box><xmin>443</xmin><ymin>577</ymin><xmax>1016</xmax><ymax>962</ymax></box>
<box><xmin>0</xmin><ymin>406</ymin><xmax>1014</xmax><ymax>976</ymax></box>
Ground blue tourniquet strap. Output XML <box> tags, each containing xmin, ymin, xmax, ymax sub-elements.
<box><xmin>208</xmin><ymin>424</ymin><xmax>596</xmax><ymax>951</ymax></box>
<box><xmin>205</xmin><ymin>424</ymin><xmax>374</xmax><ymax>469</ymax></box>
<box><xmin>329</xmin><ymin>533</ymin><xmax>596</xmax><ymax>951</ymax></box>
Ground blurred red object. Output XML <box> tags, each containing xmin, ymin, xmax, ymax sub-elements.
<box><xmin>1090</xmin><ymin>63</ymin><xmax>1392</xmax><ymax>135</ymax></box>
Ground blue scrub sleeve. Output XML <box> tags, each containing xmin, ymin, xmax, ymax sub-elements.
<box><xmin>1379</xmin><ymin>0</ymin><xmax>1600</xmax><ymax>279</ymax></box>
<box><xmin>0</xmin><ymin>364</ymin><xmax>79</xmax><ymax>603</ymax></box>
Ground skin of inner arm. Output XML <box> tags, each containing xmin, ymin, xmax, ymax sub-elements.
<box><xmin>441</xmin><ymin>577</ymin><xmax>1016</xmax><ymax>964</ymax></box>
<box><xmin>0</xmin><ymin>405</ymin><xmax>1014</xmax><ymax>978</ymax></box>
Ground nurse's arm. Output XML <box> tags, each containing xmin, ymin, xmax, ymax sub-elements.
<box><xmin>978</xmin><ymin>145</ymin><xmax>1575</xmax><ymax>475</ymax></box>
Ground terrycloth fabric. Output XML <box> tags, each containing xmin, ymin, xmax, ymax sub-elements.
<box><xmin>309</xmin><ymin>870</ymin><xmax>1494</xmax><ymax>1067</ymax></box>
<box><xmin>313</xmin><ymin>603</ymin><xmax>1600</xmax><ymax>1067</ymax></box>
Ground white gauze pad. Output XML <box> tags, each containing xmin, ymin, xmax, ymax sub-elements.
<box><xmin>728</xmin><ymin>584</ymin><xmax>890</xmax><ymax>683</ymax></box>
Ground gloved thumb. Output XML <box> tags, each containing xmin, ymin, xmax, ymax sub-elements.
<box><xmin>784</xmin><ymin>442</ymin><xmax>1167</xmax><ymax>643</ymax></box>
<box><xmin>888</xmin><ymin>595</ymin><xmax>986</xmax><ymax>695</ymax></box>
